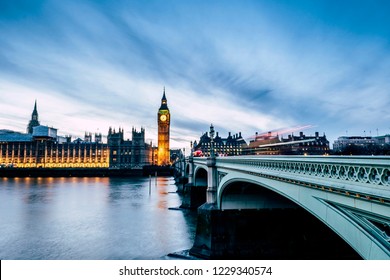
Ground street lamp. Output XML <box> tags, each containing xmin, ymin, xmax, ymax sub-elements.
<box><xmin>210</xmin><ymin>124</ymin><xmax>215</xmax><ymax>158</ymax></box>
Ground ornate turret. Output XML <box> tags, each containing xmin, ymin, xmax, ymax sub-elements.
<box><xmin>27</xmin><ymin>100</ymin><xmax>40</xmax><ymax>134</ymax></box>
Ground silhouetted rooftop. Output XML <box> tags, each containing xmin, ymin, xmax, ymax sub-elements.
<box><xmin>0</xmin><ymin>133</ymin><xmax>33</xmax><ymax>142</ymax></box>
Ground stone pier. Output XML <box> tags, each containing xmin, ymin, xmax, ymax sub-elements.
<box><xmin>180</xmin><ymin>155</ymin><xmax>206</xmax><ymax>209</ymax></box>
<box><xmin>189</xmin><ymin>206</ymin><xmax>360</xmax><ymax>259</ymax></box>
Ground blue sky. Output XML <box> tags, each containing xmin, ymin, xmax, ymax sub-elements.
<box><xmin>1</xmin><ymin>0</ymin><xmax>390</xmax><ymax>151</ymax></box>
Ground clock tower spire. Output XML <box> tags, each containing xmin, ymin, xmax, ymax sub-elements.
<box><xmin>157</xmin><ymin>87</ymin><xmax>170</xmax><ymax>165</ymax></box>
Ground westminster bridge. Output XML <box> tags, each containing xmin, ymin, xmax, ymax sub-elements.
<box><xmin>174</xmin><ymin>155</ymin><xmax>390</xmax><ymax>259</ymax></box>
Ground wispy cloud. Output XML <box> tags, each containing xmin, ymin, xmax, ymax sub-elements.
<box><xmin>1</xmin><ymin>0</ymin><xmax>390</xmax><ymax>148</ymax></box>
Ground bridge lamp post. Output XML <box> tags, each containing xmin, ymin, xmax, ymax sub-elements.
<box><xmin>206</xmin><ymin>124</ymin><xmax>218</xmax><ymax>205</ymax></box>
<box><xmin>188</xmin><ymin>141</ymin><xmax>194</xmax><ymax>185</ymax></box>
<box><xmin>189</xmin><ymin>124</ymin><xmax>220</xmax><ymax>258</ymax></box>
<box><xmin>181</xmin><ymin>147</ymin><xmax>186</xmax><ymax>179</ymax></box>
<box><xmin>210</xmin><ymin>124</ymin><xmax>215</xmax><ymax>158</ymax></box>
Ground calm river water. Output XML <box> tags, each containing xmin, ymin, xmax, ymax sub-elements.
<box><xmin>0</xmin><ymin>176</ymin><xmax>197</xmax><ymax>259</ymax></box>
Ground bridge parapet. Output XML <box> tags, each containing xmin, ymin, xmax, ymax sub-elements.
<box><xmin>204</xmin><ymin>156</ymin><xmax>390</xmax><ymax>203</ymax></box>
<box><xmin>219</xmin><ymin>156</ymin><xmax>389</xmax><ymax>184</ymax></box>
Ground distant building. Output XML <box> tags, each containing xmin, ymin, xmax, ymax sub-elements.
<box><xmin>193</xmin><ymin>129</ymin><xmax>247</xmax><ymax>157</ymax></box>
<box><xmin>33</xmin><ymin>125</ymin><xmax>57</xmax><ymax>139</ymax></box>
<box><xmin>243</xmin><ymin>131</ymin><xmax>280</xmax><ymax>155</ymax></box>
<box><xmin>333</xmin><ymin>136</ymin><xmax>376</xmax><ymax>152</ymax></box>
<box><xmin>0</xmin><ymin>125</ymin><xmax>109</xmax><ymax>168</ymax></box>
<box><xmin>0</xmin><ymin>102</ymin><xmax>156</xmax><ymax>169</ymax></box>
<box><xmin>0</xmin><ymin>129</ymin><xmax>32</xmax><ymax>142</ymax></box>
<box><xmin>244</xmin><ymin>131</ymin><xmax>330</xmax><ymax>155</ymax></box>
<box><xmin>333</xmin><ymin>135</ymin><xmax>390</xmax><ymax>155</ymax></box>
<box><xmin>375</xmin><ymin>134</ymin><xmax>390</xmax><ymax>145</ymax></box>
<box><xmin>107</xmin><ymin>127</ymin><xmax>155</xmax><ymax>169</ymax></box>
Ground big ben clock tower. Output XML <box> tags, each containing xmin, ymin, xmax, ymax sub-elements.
<box><xmin>157</xmin><ymin>88</ymin><xmax>170</xmax><ymax>165</ymax></box>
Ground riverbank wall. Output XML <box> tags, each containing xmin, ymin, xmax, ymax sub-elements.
<box><xmin>0</xmin><ymin>165</ymin><xmax>173</xmax><ymax>178</ymax></box>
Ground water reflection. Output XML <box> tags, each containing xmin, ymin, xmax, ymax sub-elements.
<box><xmin>0</xmin><ymin>176</ymin><xmax>197</xmax><ymax>259</ymax></box>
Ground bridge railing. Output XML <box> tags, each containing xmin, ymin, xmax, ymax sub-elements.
<box><xmin>193</xmin><ymin>155</ymin><xmax>390</xmax><ymax>200</ymax></box>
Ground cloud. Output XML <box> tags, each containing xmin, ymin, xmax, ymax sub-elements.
<box><xmin>1</xmin><ymin>0</ymin><xmax>390</xmax><ymax>150</ymax></box>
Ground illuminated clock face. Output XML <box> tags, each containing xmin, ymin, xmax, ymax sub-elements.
<box><xmin>160</xmin><ymin>115</ymin><xmax>167</xmax><ymax>122</ymax></box>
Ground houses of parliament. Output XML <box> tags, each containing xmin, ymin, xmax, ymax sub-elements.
<box><xmin>0</xmin><ymin>91</ymin><xmax>171</xmax><ymax>169</ymax></box>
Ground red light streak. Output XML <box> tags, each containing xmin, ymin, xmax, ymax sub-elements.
<box><xmin>248</xmin><ymin>124</ymin><xmax>316</xmax><ymax>139</ymax></box>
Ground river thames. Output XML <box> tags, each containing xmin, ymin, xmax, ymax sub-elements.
<box><xmin>0</xmin><ymin>176</ymin><xmax>197</xmax><ymax>259</ymax></box>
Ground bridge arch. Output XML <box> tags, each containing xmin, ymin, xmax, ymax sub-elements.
<box><xmin>219</xmin><ymin>177</ymin><xmax>299</xmax><ymax>210</ymax></box>
<box><xmin>185</xmin><ymin>162</ymin><xmax>190</xmax><ymax>177</ymax></box>
<box><xmin>194</xmin><ymin>166</ymin><xmax>207</xmax><ymax>187</ymax></box>
<box><xmin>217</xmin><ymin>171</ymin><xmax>390</xmax><ymax>259</ymax></box>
